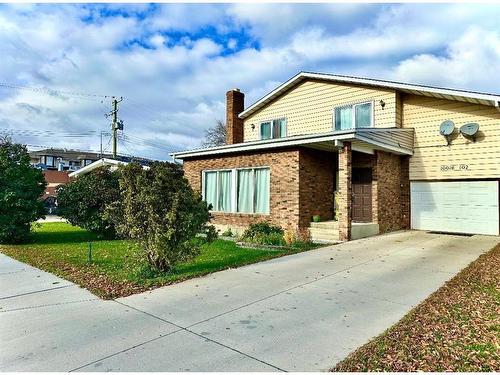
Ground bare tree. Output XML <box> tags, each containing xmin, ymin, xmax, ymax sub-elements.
<box><xmin>202</xmin><ymin>120</ymin><xmax>226</xmax><ymax>147</ymax></box>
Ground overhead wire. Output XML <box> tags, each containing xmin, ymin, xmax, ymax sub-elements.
<box><xmin>0</xmin><ymin>83</ymin><xmax>191</xmax><ymax>157</ymax></box>
<box><xmin>0</xmin><ymin>82</ymin><xmax>114</xmax><ymax>101</ymax></box>
<box><xmin>121</xmin><ymin>133</ymin><xmax>182</xmax><ymax>153</ymax></box>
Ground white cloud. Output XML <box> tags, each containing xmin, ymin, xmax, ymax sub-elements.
<box><xmin>0</xmin><ymin>3</ymin><xmax>498</xmax><ymax>161</ymax></box>
<box><xmin>391</xmin><ymin>27</ymin><xmax>500</xmax><ymax>92</ymax></box>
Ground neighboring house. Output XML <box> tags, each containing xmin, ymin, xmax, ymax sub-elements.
<box><xmin>68</xmin><ymin>158</ymin><xmax>129</xmax><ymax>178</ymax></box>
<box><xmin>171</xmin><ymin>72</ymin><xmax>500</xmax><ymax>242</ymax></box>
<box><xmin>42</xmin><ymin>170</ymin><xmax>71</xmax><ymax>214</ymax></box>
<box><xmin>69</xmin><ymin>158</ymin><xmax>151</xmax><ymax>178</ymax></box>
<box><xmin>30</xmin><ymin>148</ymin><xmax>113</xmax><ymax>171</ymax></box>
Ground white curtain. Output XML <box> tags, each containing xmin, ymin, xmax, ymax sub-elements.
<box><xmin>254</xmin><ymin>168</ymin><xmax>270</xmax><ymax>214</ymax></box>
<box><xmin>237</xmin><ymin>169</ymin><xmax>253</xmax><ymax>213</ymax></box>
<box><xmin>335</xmin><ymin>106</ymin><xmax>353</xmax><ymax>130</ymax></box>
<box><xmin>355</xmin><ymin>103</ymin><xmax>372</xmax><ymax>128</ymax></box>
<box><xmin>218</xmin><ymin>171</ymin><xmax>232</xmax><ymax>212</ymax></box>
<box><xmin>204</xmin><ymin>171</ymin><xmax>218</xmax><ymax>211</ymax></box>
<box><xmin>260</xmin><ymin>122</ymin><xmax>272</xmax><ymax>139</ymax></box>
<box><xmin>279</xmin><ymin>119</ymin><xmax>287</xmax><ymax>137</ymax></box>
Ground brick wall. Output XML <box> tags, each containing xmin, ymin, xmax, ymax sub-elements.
<box><xmin>183</xmin><ymin>147</ymin><xmax>338</xmax><ymax>232</ymax></box>
<box><xmin>183</xmin><ymin>149</ymin><xmax>301</xmax><ymax>230</ymax></box>
<box><xmin>298</xmin><ymin>149</ymin><xmax>335</xmax><ymax>227</ymax></box>
<box><xmin>375</xmin><ymin>151</ymin><xmax>410</xmax><ymax>233</ymax></box>
<box><xmin>182</xmin><ymin>145</ymin><xmax>409</xmax><ymax>239</ymax></box>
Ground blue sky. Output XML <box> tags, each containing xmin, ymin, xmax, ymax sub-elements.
<box><xmin>0</xmin><ymin>3</ymin><xmax>499</xmax><ymax>160</ymax></box>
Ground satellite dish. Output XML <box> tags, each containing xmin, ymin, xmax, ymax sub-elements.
<box><xmin>460</xmin><ymin>123</ymin><xmax>479</xmax><ymax>137</ymax></box>
<box><xmin>439</xmin><ymin>120</ymin><xmax>455</xmax><ymax>136</ymax></box>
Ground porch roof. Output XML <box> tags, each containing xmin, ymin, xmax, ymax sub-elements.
<box><xmin>170</xmin><ymin>128</ymin><xmax>414</xmax><ymax>160</ymax></box>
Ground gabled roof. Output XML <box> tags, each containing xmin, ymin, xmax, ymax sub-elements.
<box><xmin>239</xmin><ymin>72</ymin><xmax>500</xmax><ymax>119</ymax></box>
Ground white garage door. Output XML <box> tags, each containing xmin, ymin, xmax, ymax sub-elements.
<box><xmin>411</xmin><ymin>181</ymin><xmax>499</xmax><ymax>235</ymax></box>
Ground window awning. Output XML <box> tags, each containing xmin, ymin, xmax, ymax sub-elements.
<box><xmin>170</xmin><ymin>128</ymin><xmax>414</xmax><ymax>160</ymax></box>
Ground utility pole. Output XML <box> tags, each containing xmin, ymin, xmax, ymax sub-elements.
<box><xmin>106</xmin><ymin>97</ymin><xmax>123</xmax><ymax>159</ymax></box>
<box><xmin>100</xmin><ymin>131</ymin><xmax>103</xmax><ymax>158</ymax></box>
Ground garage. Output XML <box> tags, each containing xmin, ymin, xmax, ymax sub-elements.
<box><xmin>411</xmin><ymin>181</ymin><xmax>499</xmax><ymax>235</ymax></box>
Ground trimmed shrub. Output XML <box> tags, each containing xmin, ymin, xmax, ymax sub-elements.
<box><xmin>57</xmin><ymin>167</ymin><xmax>120</xmax><ymax>238</ymax></box>
<box><xmin>0</xmin><ymin>137</ymin><xmax>46</xmax><ymax>243</ymax></box>
<box><xmin>107</xmin><ymin>161</ymin><xmax>214</xmax><ymax>272</ymax></box>
<box><xmin>240</xmin><ymin>221</ymin><xmax>286</xmax><ymax>246</ymax></box>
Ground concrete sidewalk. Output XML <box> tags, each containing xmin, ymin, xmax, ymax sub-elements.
<box><xmin>1</xmin><ymin>231</ymin><xmax>498</xmax><ymax>371</ymax></box>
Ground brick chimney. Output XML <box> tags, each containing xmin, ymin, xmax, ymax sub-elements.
<box><xmin>226</xmin><ymin>89</ymin><xmax>245</xmax><ymax>144</ymax></box>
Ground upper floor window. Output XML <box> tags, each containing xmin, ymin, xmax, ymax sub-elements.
<box><xmin>334</xmin><ymin>102</ymin><xmax>373</xmax><ymax>131</ymax></box>
<box><xmin>260</xmin><ymin>118</ymin><xmax>286</xmax><ymax>140</ymax></box>
<box><xmin>43</xmin><ymin>155</ymin><xmax>55</xmax><ymax>167</ymax></box>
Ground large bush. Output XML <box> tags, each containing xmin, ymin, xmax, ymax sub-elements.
<box><xmin>107</xmin><ymin>161</ymin><xmax>213</xmax><ymax>272</ymax></box>
<box><xmin>57</xmin><ymin>167</ymin><xmax>120</xmax><ymax>238</ymax></box>
<box><xmin>0</xmin><ymin>136</ymin><xmax>46</xmax><ymax>243</ymax></box>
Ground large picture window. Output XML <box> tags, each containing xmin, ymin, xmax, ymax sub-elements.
<box><xmin>260</xmin><ymin>118</ymin><xmax>286</xmax><ymax>140</ymax></box>
<box><xmin>204</xmin><ymin>170</ymin><xmax>233</xmax><ymax>212</ymax></box>
<box><xmin>334</xmin><ymin>102</ymin><xmax>373</xmax><ymax>130</ymax></box>
<box><xmin>203</xmin><ymin>167</ymin><xmax>270</xmax><ymax>214</ymax></box>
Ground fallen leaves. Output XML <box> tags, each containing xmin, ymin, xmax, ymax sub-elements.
<box><xmin>332</xmin><ymin>244</ymin><xmax>500</xmax><ymax>372</ymax></box>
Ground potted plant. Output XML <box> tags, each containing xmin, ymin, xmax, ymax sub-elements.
<box><xmin>312</xmin><ymin>215</ymin><xmax>321</xmax><ymax>223</ymax></box>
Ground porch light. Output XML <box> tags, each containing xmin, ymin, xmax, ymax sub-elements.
<box><xmin>379</xmin><ymin>100</ymin><xmax>386</xmax><ymax>109</ymax></box>
<box><xmin>251</xmin><ymin>123</ymin><xmax>255</xmax><ymax>130</ymax></box>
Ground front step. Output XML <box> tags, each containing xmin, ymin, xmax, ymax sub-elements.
<box><xmin>309</xmin><ymin>220</ymin><xmax>340</xmax><ymax>243</ymax></box>
<box><xmin>310</xmin><ymin>220</ymin><xmax>339</xmax><ymax>230</ymax></box>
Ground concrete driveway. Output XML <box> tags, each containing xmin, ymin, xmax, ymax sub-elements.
<box><xmin>1</xmin><ymin>231</ymin><xmax>498</xmax><ymax>371</ymax></box>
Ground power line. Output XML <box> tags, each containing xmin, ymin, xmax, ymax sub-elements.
<box><xmin>0</xmin><ymin>82</ymin><xmax>114</xmax><ymax>101</ymax></box>
<box><xmin>0</xmin><ymin>128</ymin><xmax>107</xmax><ymax>139</ymax></box>
<box><xmin>121</xmin><ymin>133</ymin><xmax>182</xmax><ymax>153</ymax></box>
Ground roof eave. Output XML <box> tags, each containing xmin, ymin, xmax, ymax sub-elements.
<box><xmin>171</xmin><ymin>128</ymin><xmax>414</xmax><ymax>159</ymax></box>
<box><xmin>239</xmin><ymin>72</ymin><xmax>500</xmax><ymax>119</ymax></box>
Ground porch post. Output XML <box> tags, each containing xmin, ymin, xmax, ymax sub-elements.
<box><xmin>338</xmin><ymin>142</ymin><xmax>352</xmax><ymax>241</ymax></box>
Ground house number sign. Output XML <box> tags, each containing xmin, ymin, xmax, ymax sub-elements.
<box><xmin>440</xmin><ymin>164</ymin><xmax>469</xmax><ymax>171</ymax></box>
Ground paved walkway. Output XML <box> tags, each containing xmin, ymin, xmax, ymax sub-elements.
<box><xmin>1</xmin><ymin>231</ymin><xmax>498</xmax><ymax>371</ymax></box>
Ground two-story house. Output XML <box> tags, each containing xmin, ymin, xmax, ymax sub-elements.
<box><xmin>30</xmin><ymin>148</ymin><xmax>112</xmax><ymax>171</ymax></box>
<box><xmin>171</xmin><ymin>72</ymin><xmax>500</xmax><ymax>242</ymax></box>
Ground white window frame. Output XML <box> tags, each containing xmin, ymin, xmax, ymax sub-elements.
<box><xmin>333</xmin><ymin>101</ymin><xmax>374</xmax><ymax>131</ymax></box>
<box><xmin>202</xmin><ymin>168</ymin><xmax>235</xmax><ymax>213</ymax></box>
<box><xmin>44</xmin><ymin>155</ymin><xmax>55</xmax><ymax>167</ymax></box>
<box><xmin>259</xmin><ymin>118</ymin><xmax>287</xmax><ymax>140</ymax></box>
<box><xmin>202</xmin><ymin>167</ymin><xmax>270</xmax><ymax>215</ymax></box>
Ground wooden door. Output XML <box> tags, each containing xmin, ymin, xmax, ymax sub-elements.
<box><xmin>352</xmin><ymin>168</ymin><xmax>372</xmax><ymax>222</ymax></box>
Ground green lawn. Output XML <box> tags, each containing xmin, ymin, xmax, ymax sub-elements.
<box><xmin>0</xmin><ymin>222</ymin><xmax>313</xmax><ymax>299</ymax></box>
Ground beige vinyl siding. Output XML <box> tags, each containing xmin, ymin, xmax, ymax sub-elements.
<box><xmin>395</xmin><ymin>92</ymin><xmax>403</xmax><ymax>127</ymax></box>
<box><xmin>403</xmin><ymin>94</ymin><xmax>500</xmax><ymax>180</ymax></box>
<box><xmin>243</xmin><ymin>80</ymin><xmax>397</xmax><ymax>142</ymax></box>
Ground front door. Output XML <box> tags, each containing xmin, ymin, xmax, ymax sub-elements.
<box><xmin>352</xmin><ymin>168</ymin><xmax>372</xmax><ymax>222</ymax></box>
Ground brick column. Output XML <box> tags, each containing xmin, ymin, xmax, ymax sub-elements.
<box><xmin>338</xmin><ymin>142</ymin><xmax>352</xmax><ymax>241</ymax></box>
<box><xmin>372</xmin><ymin>151</ymin><xmax>379</xmax><ymax>225</ymax></box>
<box><xmin>400</xmin><ymin>156</ymin><xmax>410</xmax><ymax>229</ymax></box>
